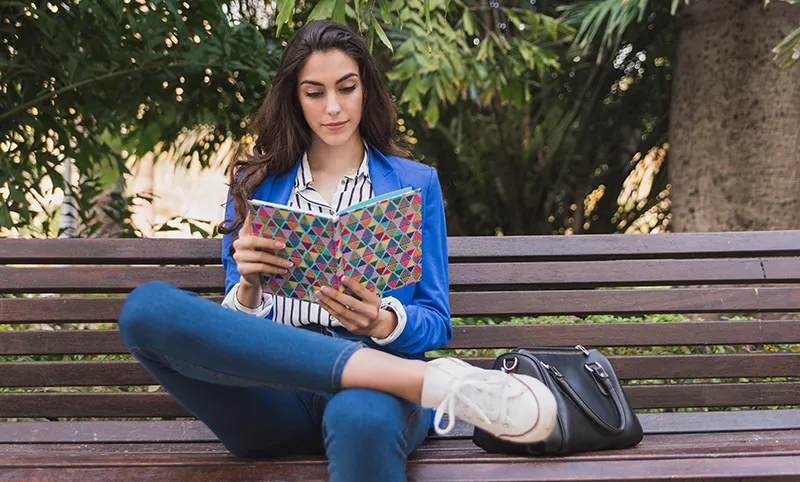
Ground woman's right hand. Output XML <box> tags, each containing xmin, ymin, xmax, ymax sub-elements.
<box><xmin>232</xmin><ymin>211</ymin><xmax>294</xmax><ymax>288</ymax></box>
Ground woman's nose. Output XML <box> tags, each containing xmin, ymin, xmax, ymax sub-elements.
<box><xmin>326</xmin><ymin>93</ymin><xmax>342</xmax><ymax>116</ymax></box>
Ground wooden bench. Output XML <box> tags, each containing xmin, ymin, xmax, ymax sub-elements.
<box><xmin>2</xmin><ymin>231</ymin><xmax>800</xmax><ymax>481</ymax></box>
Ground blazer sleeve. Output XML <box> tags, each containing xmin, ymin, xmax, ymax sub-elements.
<box><xmin>222</xmin><ymin>187</ymin><xmax>242</xmax><ymax>297</ymax></box>
<box><xmin>382</xmin><ymin>167</ymin><xmax>452</xmax><ymax>356</ymax></box>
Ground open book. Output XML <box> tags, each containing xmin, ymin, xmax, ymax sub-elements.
<box><xmin>249</xmin><ymin>187</ymin><xmax>423</xmax><ymax>302</ymax></box>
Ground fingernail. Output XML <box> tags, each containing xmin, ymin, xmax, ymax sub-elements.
<box><xmin>277</xmin><ymin>242</ymin><xmax>286</xmax><ymax>249</ymax></box>
<box><xmin>340</xmin><ymin>275</ymin><xmax>349</xmax><ymax>282</ymax></box>
<box><xmin>281</xmin><ymin>269</ymin><xmax>289</xmax><ymax>274</ymax></box>
<box><xmin>284</xmin><ymin>261</ymin><xmax>293</xmax><ymax>268</ymax></box>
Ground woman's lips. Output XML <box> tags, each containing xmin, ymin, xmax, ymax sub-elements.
<box><xmin>323</xmin><ymin>121</ymin><xmax>347</xmax><ymax>132</ymax></box>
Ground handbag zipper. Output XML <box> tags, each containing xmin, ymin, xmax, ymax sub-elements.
<box><xmin>514</xmin><ymin>345</ymin><xmax>591</xmax><ymax>357</ymax></box>
<box><xmin>502</xmin><ymin>351</ymin><xmax>555</xmax><ymax>378</ymax></box>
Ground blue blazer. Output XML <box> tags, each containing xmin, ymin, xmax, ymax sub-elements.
<box><xmin>222</xmin><ymin>144</ymin><xmax>453</xmax><ymax>358</ymax></box>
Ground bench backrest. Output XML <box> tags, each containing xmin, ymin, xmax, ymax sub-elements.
<box><xmin>2</xmin><ymin>232</ymin><xmax>800</xmax><ymax>420</ymax></box>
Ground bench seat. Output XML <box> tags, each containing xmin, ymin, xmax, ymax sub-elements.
<box><xmin>3</xmin><ymin>232</ymin><xmax>800</xmax><ymax>481</ymax></box>
<box><xmin>2</xmin><ymin>413</ymin><xmax>800</xmax><ymax>481</ymax></box>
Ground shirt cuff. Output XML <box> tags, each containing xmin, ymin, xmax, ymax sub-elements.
<box><xmin>221</xmin><ymin>282</ymin><xmax>273</xmax><ymax>318</ymax></box>
<box><xmin>371</xmin><ymin>296</ymin><xmax>407</xmax><ymax>345</ymax></box>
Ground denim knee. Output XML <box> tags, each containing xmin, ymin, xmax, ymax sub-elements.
<box><xmin>322</xmin><ymin>389</ymin><xmax>408</xmax><ymax>451</ymax></box>
<box><xmin>118</xmin><ymin>281</ymin><xmax>176</xmax><ymax>349</ymax></box>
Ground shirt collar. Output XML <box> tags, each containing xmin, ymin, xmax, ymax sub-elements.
<box><xmin>294</xmin><ymin>142</ymin><xmax>370</xmax><ymax>190</ymax></box>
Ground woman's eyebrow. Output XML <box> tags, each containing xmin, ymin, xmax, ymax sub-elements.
<box><xmin>300</xmin><ymin>73</ymin><xmax>359</xmax><ymax>87</ymax></box>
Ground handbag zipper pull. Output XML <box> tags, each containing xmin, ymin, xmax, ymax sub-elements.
<box><xmin>585</xmin><ymin>361</ymin><xmax>609</xmax><ymax>379</ymax></box>
<box><xmin>576</xmin><ymin>345</ymin><xmax>590</xmax><ymax>356</ymax></box>
<box><xmin>540</xmin><ymin>361</ymin><xmax>564</xmax><ymax>379</ymax></box>
<box><xmin>502</xmin><ymin>356</ymin><xmax>518</xmax><ymax>373</ymax></box>
<box><xmin>585</xmin><ymin>361</ymin><xmax>611</xmax><ymax>396</ymax></box>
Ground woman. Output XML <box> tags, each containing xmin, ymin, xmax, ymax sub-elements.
<box><xmin>118</xmin><ymin>19</ymin><xmax>556</xmax><ymax>481</ymax></box>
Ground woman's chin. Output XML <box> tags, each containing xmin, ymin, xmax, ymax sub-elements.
<box><xmin>314</xmin><ymin>129</ymin><xmax>359</xmax><ymax>148</ymax></box>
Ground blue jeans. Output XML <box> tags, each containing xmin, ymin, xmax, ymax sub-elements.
<box><xmin>118</xmin><ymin>281</ymin><xmax>431</xmax><ymax>481</ymax></box>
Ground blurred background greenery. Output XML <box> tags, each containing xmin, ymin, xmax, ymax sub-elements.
<box><xmin>1</xmin><ymin>0</ymin><xmax>798</xmax><ymax>239</ymax></box>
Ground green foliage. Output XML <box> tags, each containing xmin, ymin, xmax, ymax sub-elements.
<box><xmin>3</xmin><ymin>0</ymin><xmax>797</xmax><ymax>237</ymax></box>
<box><xmin>774</xmin><ymin>25</ymin><xmax>800</xmax><ymax>68</ymax></box>
<box><xmin>401</xmin><ymin>0</ymin><xmax>676</xmax><ymax>235</ymax></box>
<box><xmin>1</xmin><ymin>0</ymin><xmax>285</xmax><ymax>232</ymax></box>
<box><xmin>275</xmin><ymin>0</ymin><xmax>574</xmax><ymax>127</ymax></box>
<box><xmin>559</xmin><ymin>0</ymin><xmax>688</xmax><ymax>54</ymax></box>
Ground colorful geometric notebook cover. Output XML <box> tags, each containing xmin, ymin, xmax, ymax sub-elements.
<box><xmin>249</xmin><ymin>187</ymin><xmax>423</xmax><ymax>302</ymax></box>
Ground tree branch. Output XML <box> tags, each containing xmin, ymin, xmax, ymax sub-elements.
<box><xmin>0</xmin><ymin>62</ymin><xmax>259</xmax><ymax>123</ymax></box>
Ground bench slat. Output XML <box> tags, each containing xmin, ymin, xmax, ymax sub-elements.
<box><xmin>0</xmin><ymin>297</ymin><xmax>219</xmax><ymax>324</ymax></box>
<box><xmin>0</xmin><ymin>267</ymin><xmax>223</xmax><ymax>294</ymax></box>
<box><xmin>413</xmin><ymin>454</ymin><xmax>800</xmax><ymax>482</ymax></box>
<box><xmin>0</xmin><ymin>442</ymin><xmax>227</xmax><ymax>455</ymax></box>
<box><xmin>450</xmin><ymin>258</ymin><xmax>800</xmax><ymax>289</ymax></box>
<box><xmin>4</xmin><ymin>454</ymin><xmax>800</xmax><ymax>482</ymax></box>
<box><xmin>2</xmin><ymin>434</ymin><xmax>800</xmax><ymax>481</ymax></box>
<box><xmin>0</xmin><ymin>239</ymin><xmax>221</xmax><ymax>265</ymax></box>
<box><xmin>7</xmin><ymin>257</ymin><xmax>800</xmax><ymax>295</ymax></box>
<box><xmin>463</xmin><ymin>353</ymin><xmax>800</xmax><ymax>379</ymax></box>
<box><xmin>0</xmin><ymin>331</ymin><xmax>127</xmax><ymax>355</ymax></box>
<box><xmin>4</xmin><ymin>258</ymin><xmax>800</xmax><ymax>294</ymax></box>
<box><xmin>5</xmin><ymin>232</ymin><xmax>800</xmax><ymax>264</ymax></box>
<box><xmin>4</xmin><ymin>320</ymin><xmax>800</xmax><ymax>356</ymax></box>
<box><xmin>446</xmin><ymin>231</ymin><xmax>800</xmax><ymax>261</ymax></box>
<box><xmin>3</xmin><ymin>429</ymin><xmax>800</xmax><ymax>455</ymax></box>
<box><xmin>446</xmin><ymin>321</ymin><xmax>800</xmax><ymax>348</ymax></box>
<box><xmin>1</xmin><ymin>382</ymin><xmax>798</xmax><ymax>417</ymax></box>
<box><xmin>4</xmin><ymin>354</ymin><xmax>800</xmax><ymax>388</ymax></box>
<box><xmin>2</xmin><ymin>411</ymin><xmax>799</xmax><ymax>443</ymax></box>
<box><xmin>451</xmin><ymin>287</ymin><xmax>800</xmax><ymax>316</ymax></box>
<box><xmin>4</xmin><ymin>287</ymin><xmax>800</xmax><ymax>325</ymax></box>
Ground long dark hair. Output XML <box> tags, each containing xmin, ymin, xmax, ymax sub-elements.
<box><xmin>218</xmin><ymin>20</ymin><xmax>410</xmax><ymax>236</ymax></box>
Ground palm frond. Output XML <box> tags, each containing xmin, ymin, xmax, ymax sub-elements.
<box><xmin>558</xmin><ymin>0</ymin><xmax>689</xmax><ymax>54</ymax></box>
<box><xmin>774</xmin><ymin>25</ymin><xmax>800</xmax><ymax>68</ymax></box>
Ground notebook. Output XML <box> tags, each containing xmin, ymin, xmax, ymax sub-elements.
<box><xmin>249</xmin><ymin>187</ymin><xmax>423</xmax><ymax>302</ymax></box>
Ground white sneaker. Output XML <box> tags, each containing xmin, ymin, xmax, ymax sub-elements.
<box><xmin>420</xmin><ymin>358</ymin><xmax>557</xmax><ymax>443</ymax></box>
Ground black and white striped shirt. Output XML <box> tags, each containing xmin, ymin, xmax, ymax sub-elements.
<box><xmin>221</xmin><ymin>148</ymin><xmax>408</xmax><ymax>344</ymax></box>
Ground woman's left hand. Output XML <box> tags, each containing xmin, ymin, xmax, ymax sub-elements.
<box><xmin>316</xmin><ymin>275</ymin><xmax>397</xmax><ymax>339</ymax></box>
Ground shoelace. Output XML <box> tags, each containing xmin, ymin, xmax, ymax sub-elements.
<box><xmin>433</xmin><ymin>371</ymin><xmax>516</xmax><ymax>435</ymax></box>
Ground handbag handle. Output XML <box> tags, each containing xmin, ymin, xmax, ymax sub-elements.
<box><xmin>542</xmin><ymin>361</ymin><xmax>627</xmax><ymax>435</ymax></box>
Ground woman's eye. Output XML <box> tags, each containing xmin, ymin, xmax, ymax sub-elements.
<box><xmin>340</xmin><ymin>85</ymin><xmax>356</xmax><ymax>93</ymax></box>
<box><xmin>305</xmin><ymin>92</ymin><xmax>323</xmax><ymax>98</ymax></box>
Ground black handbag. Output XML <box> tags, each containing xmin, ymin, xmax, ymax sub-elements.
<box><xmin>472</xmin><ymin>345</ymin><xmax>643</xmax><ymax>456</ymax></box>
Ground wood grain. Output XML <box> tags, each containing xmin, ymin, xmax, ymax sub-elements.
<box><xmin>4</xmin><ymin>353</ymin><xmax>800</xmax><ymax>387</ymax></box>
<box><xmin>4</xmin><ymin>320</ymin><xmax>800</xmax><ymax>356</ymax></box>
<box><xmin>5</xmin><ymin>231</ymin><xmax>800</xmax><ymax>264</ymax></box>
<box><xmin>4</xmin><ymin>288</ymin><xmax>800</xmax><ymax>324</ymax></box>
<box><xmin>1</xmin><ymin>383</ymin><xmax>798</xmax><ymax>418</ymax></box>
<box><xmin>6</xmin><ymin>257</ymin><xmax>800</xmax><ymax>294</ymax></box>
<box><xmin>2</xmin><ymin>411</ymin><xmax>799</xmax><ymax>443</ymax></box>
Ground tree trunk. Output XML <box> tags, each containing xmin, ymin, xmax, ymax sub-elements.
<box><xmin>90</xmin><ymin>174</ymin><xmax>127</xmax><ymax>238</ymax></box>
<box><xmin>669</xmin><ymin>0</ymin><xmax>800</xmax><ymax>232</ymax></box>
<box><xmin>58</xmin><ymin>157</ymin><xmax>77</xmax><ymax>238</ymax></box>
<box><xmin>129</xmin><ymin>153</ymin><xmax>155</xmax><ymax>237</ymax></box>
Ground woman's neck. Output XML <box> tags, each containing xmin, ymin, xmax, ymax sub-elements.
<box><xmin>306</xmin><ymin>134</ymin><xmax>365</xmax><ymax>177</ymax></box>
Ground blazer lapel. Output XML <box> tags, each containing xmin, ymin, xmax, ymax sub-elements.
<box><xmin>262</xmin><ymin>157</ymin><xmax>302</xmax><ymax>204</ymax></box>
<box><xmin>367</xmin><ymin>144</ymin><xmax>403</xmax><ymax>195</ymax></box>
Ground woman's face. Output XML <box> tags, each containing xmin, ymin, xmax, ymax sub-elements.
<box><xmin>297</xmin><ymin>49</ymin><xmax>363</xmax><ymax>148</ymax></box>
